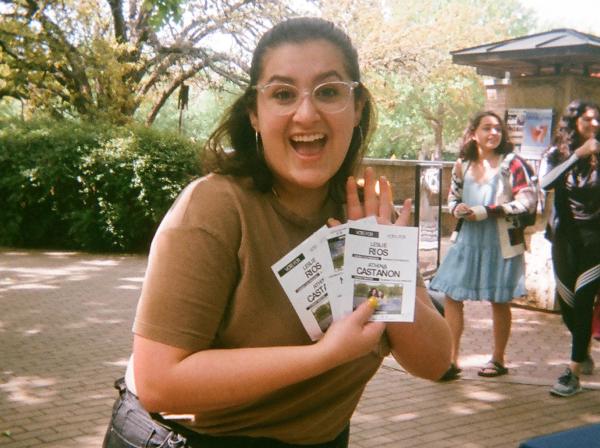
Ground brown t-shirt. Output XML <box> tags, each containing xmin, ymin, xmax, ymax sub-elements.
<box><xmin>133</xmin><ymin>174</ymin><xmax>384</xmax><ymax>444</ymax></box>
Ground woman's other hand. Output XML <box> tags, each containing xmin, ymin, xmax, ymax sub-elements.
<box><xmin>134</xmin><ymin>301</ymin><xmax>385</xmax><ymax>414</ymax></box>
<box><xmin>318</xmin><ymin>299</ymin><xmax>385</xmax><ymax>365</ymax></box>
<box><xmin>454</xmin><ymin>203</ymin><xmax>475</xmax><ymax>220</ymax></box>
<box><xmin>346</xmin><ymin>167</ymin><xmax>411</xmax><ymax>225</ymax></box>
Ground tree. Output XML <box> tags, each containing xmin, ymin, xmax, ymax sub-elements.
<box><xmin>147</xmin><ymin>84</ymin><xmax>237</xmax><ymax>141</ymax></box>
<box><xmin>320</xmin><ymin>0</ymin><xmax>536</xmax><ymax>159</ymax></box>
<box><xmin>0</xmin><ymin>0</ymin><xmax>309</xmax><ymax>124</ymax></box>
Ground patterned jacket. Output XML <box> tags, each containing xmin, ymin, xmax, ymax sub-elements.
<box><xmin>448</xmin><ymin>153</ymin><xmax>538</xmax><ymax>258</ymax></box>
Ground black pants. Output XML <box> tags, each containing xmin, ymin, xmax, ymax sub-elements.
<box><xmin>552</xmin><ymin>235</ymin><xmax>600</xmax><ymax>363</ymax></box>
<box><xmin>102</xmin><ymin>378</ymin><xmax>350</xmax><ymax>448</ymax></box>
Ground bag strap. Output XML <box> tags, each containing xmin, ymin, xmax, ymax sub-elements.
<box><xmin>501</xmin><ymin>152</ymin><xmax>514</xmax><ymax>171</ymax></box>
<box><xmin>451</xmin><ymin>159</ymin><xmax>470</xmax><ymax>241</ymax></box>
<box><xmin>460</xmin><ymin>159</ymin><xmax>471</xmax><ymax>180</ymax></box>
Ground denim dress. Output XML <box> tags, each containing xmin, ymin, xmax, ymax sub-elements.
<box><xmin>430</xmin><ymin>171</ymin><xmax>526</xmax><ymax>302</ymax></box>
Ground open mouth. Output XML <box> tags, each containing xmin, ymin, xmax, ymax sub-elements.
<box><xmin>290</xmin><ymin>133</ymin><xmax>327</xmax><ymax>156</ymax></box>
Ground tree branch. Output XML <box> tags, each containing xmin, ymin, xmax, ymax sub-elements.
<box><xmin>107</xmin><ymin>0</ymin><xmax>127</xmax><ymax>42</ymax></box>
<box><xmin>145</xmin><ymin>68</ymin><xmax>202</xmax><ymax>125</ymax></box>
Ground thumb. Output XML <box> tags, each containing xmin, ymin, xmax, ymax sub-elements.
<box><xmin>351</xmin><ymin>297</ymin><xmax>379</xmax><ymax>324</ymax></box>
<box><xmin>352</xmin><ymin>298</ymin><xmax>386</xmax><ymax>337</ymax></box>
<box><xmin>327</xmin><ymin>217</ymin><xmax>342</xmax><ymax>227</ymax></box>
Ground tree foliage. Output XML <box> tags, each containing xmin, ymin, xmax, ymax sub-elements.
<box><xmin>0</xmin><ymin>0</ymin><xmax>307</xmax><ymax>124</ymax></box>
<box><xmin>146</xmin><ymin>85</ymin><xmax>237</xmax><ymax>142</ymax></box>
<box><xmin>320</xmin><ymin>0</ymin><xmax>536</xmax><ymax>159</ymax></box>
<box><xmin>1</xmin><ymin>0</ymin><xmax>539</xmax><ymax>159</ymax></box>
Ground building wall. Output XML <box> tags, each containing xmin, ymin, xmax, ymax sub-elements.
<box><xmin>484</xmin><ymin>80</ymin><xmax>510</xmax><ymax>117</ymax></box>
<box><xmin>485</xmin><ymin>75</ymin><xmax>600</xmax><ymax>126</ymax></box>
<box><xmin>358</xmin><ymin>159</ymin><xmax>458</xmax><ymax>236</ymax></box>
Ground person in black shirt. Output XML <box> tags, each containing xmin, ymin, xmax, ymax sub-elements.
<box><xmin>541</xmin><ymin>99</ymin><xmax>600</xmax><ymax>397</ymax></box>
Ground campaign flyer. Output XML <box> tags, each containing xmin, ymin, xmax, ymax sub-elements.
<box><xmin>323</xmin><ymin>217</ymin><xmax>377</xmax><ymax>320</ymax></box>
<box><xmin>271</xmin><ymin>226</ymin><xmax>335</xmax><ymax>340</ymax></box>
<box><xmin>343</xmin><ymin>223</ymin><xmax>419</xmax><ymax>322</ymax></box>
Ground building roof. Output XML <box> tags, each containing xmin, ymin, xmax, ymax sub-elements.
<box><xmin>451</xmin><ymin>28</ymin><xmax>600</xmax><ymax>78</ymax></box>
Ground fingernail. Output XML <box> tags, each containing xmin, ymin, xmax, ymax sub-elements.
<box><xmin>368</xmin><ymin>296</ymin><xmax>379</xmax><ymax>309</ymax></box>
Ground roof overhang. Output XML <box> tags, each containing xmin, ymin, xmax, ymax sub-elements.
<box><xmin>451</xmin><ymin>29</ymin><xmax>600</xmax><ymax>78</ymax></box>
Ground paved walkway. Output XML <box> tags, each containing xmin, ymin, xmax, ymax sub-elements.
<box><xmin>1</xmin><ymin>248</ymin><xmax>599</xmax><ymax>447</ymax></box>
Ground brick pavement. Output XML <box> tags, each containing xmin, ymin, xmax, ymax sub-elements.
<box><xmin>1</xmin><ymin>249</ymin><xmax>599</xmax><ymax>448</ymax></box>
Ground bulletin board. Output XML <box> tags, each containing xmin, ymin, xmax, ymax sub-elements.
<box><xmin>506</xmin><ymin>108</ymin><xmax>553</xmax><ymax>160</ymax></box>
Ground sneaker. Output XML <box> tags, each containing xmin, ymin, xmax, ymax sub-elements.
<box><xmin>550</xmin><ymin>368</ymin><xmax>582</xmax><ymax>397</ymax></box>
<box><xmin>581</xmin><ymin>357</ymin><xmax>595</xmax><ymax>375</ymax></box>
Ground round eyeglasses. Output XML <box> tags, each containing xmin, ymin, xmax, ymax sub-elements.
<box><xmin>253</xmin><ymin>81</ymin><xmax>360</xmax><ymax>116</ymax></box>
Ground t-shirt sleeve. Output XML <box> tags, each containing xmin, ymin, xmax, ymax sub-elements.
<box><xmin>133</xmin><ymin>177</ymin><xmax>241</xmax><ymax>351</ymax></box>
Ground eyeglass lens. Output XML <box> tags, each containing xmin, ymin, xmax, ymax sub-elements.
<box><xmin>260</xmin><ymin>82</ymin><xmax>355</xmax><ymax>115</ymax></box>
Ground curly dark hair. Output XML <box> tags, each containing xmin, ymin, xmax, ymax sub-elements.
<box><xmin>459</xmin><ymin>111</ymin><xmax>513</xmax><ymax>161</ymax></box>
<box><xmin>203</xmin><ymin>17</ymin><xmax>375</xmax><ymax>202</ymax></box>
<box><xmin>550</xmin><ymin>99</ymin><xmax>600</xmax><ymax>168</ymax></box>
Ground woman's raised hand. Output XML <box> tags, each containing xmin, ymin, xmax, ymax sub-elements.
<box><xmin>346</xmin><ymin>167</ymin><xmax>412</xmax><ymax>226</ymax></box>
<box><xmin>577</xmin><ymin>137</ymin><xmax>600</xmax><ymax>158</ymax></box>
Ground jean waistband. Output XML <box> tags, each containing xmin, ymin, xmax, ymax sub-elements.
<box><xmin>112</xmin><ymin>378</ymin><xmax>349</xmax><ymax>448</ymax></box>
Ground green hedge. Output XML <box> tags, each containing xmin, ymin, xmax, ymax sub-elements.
<box><xmin>0</xmin><ymin>119</ymin><xmax>201</xmax><ymax>252</ymax></box>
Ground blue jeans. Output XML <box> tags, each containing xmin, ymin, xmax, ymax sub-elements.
<box><xmin>102</xmin><ymin>378</ymin><xmax>350</xmax><ymax>448</ymax></box>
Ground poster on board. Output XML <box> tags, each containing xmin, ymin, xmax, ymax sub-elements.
<box><xmin>506</xmin><ymin>108</ymin><xmax>553</xmax><ymax>160</ymax></box>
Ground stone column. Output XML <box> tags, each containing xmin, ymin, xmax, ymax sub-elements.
<box><xmin>515</xmin><ymin>193</ymin><xmax>559</xmax><ymax>311</ymax></box>
<box><xmin>519</xmin><ymin>230</ymin><xmax>558</xmax><ymax>311</ymax></box>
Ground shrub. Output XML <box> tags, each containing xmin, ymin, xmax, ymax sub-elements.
<box><xmin>0</xmin><ymin>118</ymin><xmax>201</xmax><ymax>252</ymax></box>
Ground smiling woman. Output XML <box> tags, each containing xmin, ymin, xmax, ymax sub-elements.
<box><xmin>429</xmin><ymin>110</ymin><xmax>537</xmax><ymax>381</ymax></box>
<box><xmin>101</xmin><ymin>17</ymin><xmax>451</xmax><ymax>448</ymax></box>
<box><xmin>205</xmin><ymin>23</ymin><xmax>375</xmax><ymax>214</ymax></box>
<box><xmin>248</xmin><ymin>39</ymin><xmax>364</xmax><ymax>214</ymax></box>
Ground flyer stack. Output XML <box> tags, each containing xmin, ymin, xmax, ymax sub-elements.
<box><xmin>272</xmin><ymin>218</ymin><xmax>419</xmax><ymax>340</ymax></box>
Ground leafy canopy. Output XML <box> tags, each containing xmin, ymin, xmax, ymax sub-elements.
<box><xmin>321</xmin><ymin>0</ymin><xmax>535</xmax><ymax>159</ymax></box>
<box><xmin>0</xmin><ymin>0</ymin><xmax>308</xmax><ymax>124</ymax></box>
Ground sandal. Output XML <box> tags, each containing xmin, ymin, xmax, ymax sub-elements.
<box><xmin>439</xmin><ymin>363</ymin><xmax>462</xmax><ymax>381</ymax></box>
<box><xmin>478</xmin><ymin>360</ymin><xmax>508</xmax><ymax>377</ymax></box>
